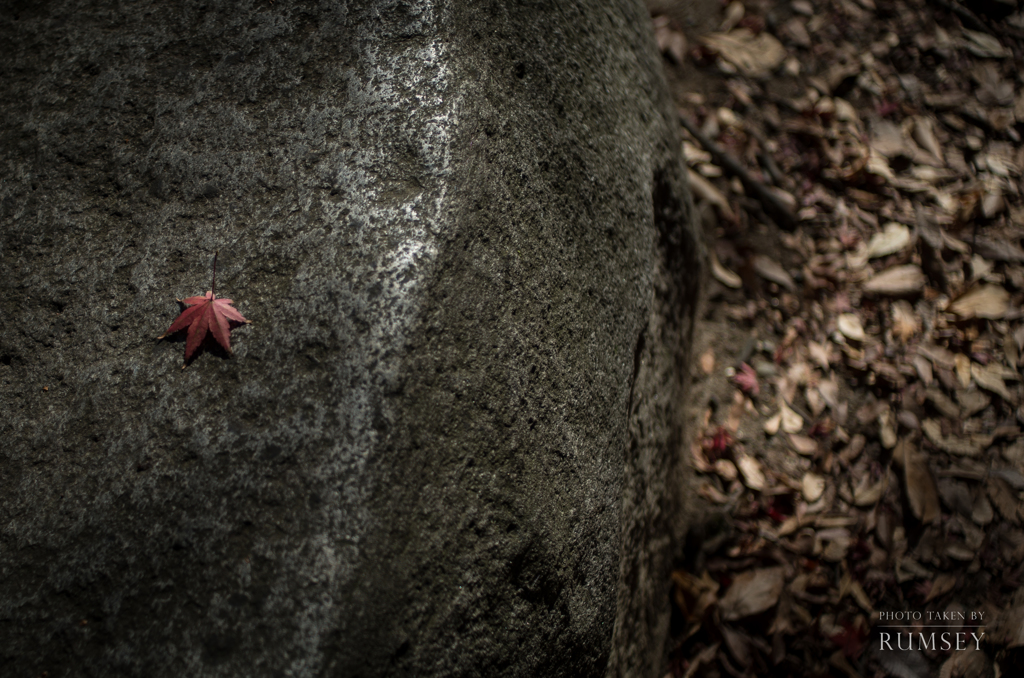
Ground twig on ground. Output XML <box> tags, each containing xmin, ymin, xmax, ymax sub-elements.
<box><xmin>679</xmin><ymin>113</ymin><xmax>797</xmax><ymax>230</ymax></box>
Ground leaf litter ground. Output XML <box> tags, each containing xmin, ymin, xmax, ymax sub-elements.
<box><xmin>649</xmin><ymin>1</ymin><xmax>1024</xmax><ymax>676</ymax></box>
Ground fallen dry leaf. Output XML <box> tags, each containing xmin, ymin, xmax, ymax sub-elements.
<box><xmin>958</xmin><ymin>389</ymin><xmax>991</xmax><ymax>417</ymax></box>
<box><xmin>891</xmin><ymin>300</ymin><xmax>919</xmax><ymax>342</ymax></box>
<box><xmin>962</xmin><ymin>28</ymin><xmax>1010</xmax><ymax>58</ymax></box>
<box><xmin>803</xmin><ymin>472</ymin><xmax>826</xmax><ymax>502</ymax></box>
<box><xmin>911</xmin><ymin>116</ymin><xmax>943</xmax><ymax>162</ymax></box>
<box><xmin>837</xmin><ymin>313</ymin><xmax>865</xmax><ymax>341</ymax></box>
<box><xmin>719</xmin><ymin>0</ymin><xmax>744</xmax><ymax>31</ymax></box>
<box><xmin>752</xmin><ymin>254</ymin><xmax>796</xmax><ymax>292</ymax></box>
<box><xmin>913</xmin><ymin>355</ymin><xmax>933</xmax><ymax>385</ymax></box>
<box><xmin>866</xmin><ymin>222</ymin><xmax>911</xmax><ymax>259</ymax></box>
<box><xmin>781</xmin><ymin>400</ymin><xmax>804</xmax><ymax>434</ymax></box>
<box><xmin>972</xmin><ymin>362</ymin><xmax>1015</xmax><ymax>402</ymax></box>
<box><xmin>808</xmin><ymin>341</ymin><xmax>832</xmax><ymax>370</ymax></box>
<box><xmin>700</xmin><ymin>29</ymin><xmax>787</xmax><ymax>78</ymax></box>
<box><xmin>973</xmin><ymin>236</ymin><xmax>1024</xmax><ymax>263</ymax></box>
<box><xmin>878</xmin><ymin>409</ymin><xmax>897</xmax><ymax>449</ymax></box>
<box><xmin>894</xmin><ymin>439</ymin><xmax>941</xmax><ymax>524</ymax></box>
<box><xmin>853</xmin><ymin>473</ymin><xmax>887</xmax><ymax>506</ymax></box>
<box><xmin>925</xmin><ymin>388</ymin><xmax>961</xmax><ymax>419</ymax></box>
<box><xmin>955</xmin><ymin>354</ymin><xmax>972</xmax><ymax>389</ymax></box>
<box><xmin>987</xmin><ymin>477</ymin><xmax>1021</xmax><ymax>524</ymax></box>
<box><xmin>948</xmin><ymin>284</ymin><xmax>1010</xmax><ymax>319</ymax></box>
<box><xmin>158</xmin><ymin>253</ymin><xmax>251</xmax><ymax>367</ymax></box>
<box><xmin>719</xmin><ymin>566</ymin><xmax>785</xmax><ymax>620</ymax></box>
<box><xmin>921</xmin><ymin>418</ymin><xmax>992</xmax><ymax>457</ymax></box>
<box><xmin>924</xmin><ymin>573</ymin><xmax>957</xmax><ymax>603</ymax></box>
<box><xmin>688</xmin><ymin>169</ymin><xmax>736</xmax><ymax>219</ymax></box>
<box><xmin>710</xmin><ymin>250</ymin><xmax>743</xmax><ymax>288</ymax></box>
<box><xmin>917</xmin><ymin>343</ymin><xmax>957</xmax><ymax>369</ymax></box>
<box><xmin>699</xmin><ymin>348</ymin><xmax>716</xmax><ymax>375</ymax></box>
<box><xmin>731</xmin><ymin>362</ymin><xmax>760</xmax><ymax>396</ymax></box>
<box><xmin>790</xmin><ymin>433</ymin><xmax>818</xmax><ymax>457</ymax></box>
<box><xmin>671</xmin><ymin>569</ymin><xmax>719</xmax><ymax>626</ymax></box>
<box><xmin>862</xmin><ymin>265</ymin><xmax>926</xmax><ymax>295</ymax></box>
<box><xmin>652</xmin><ymin>15</ymin><xmax>687</xmax><ymax>64</ymax></box>
<box><xmin>681</xmin><ymin>643</ymin><xmax>720</xmax><ymax>678</ymax></box>
<box><xmin>698</xmin><ymin>480</ymin><xmax>732</xmax><ymax>504</ymax></box>
<box><xmin>736</xmin><ymin>452</ymin><xmax>766</xmax><ymax>491</ymax></box>
<box><xmin>715</xmin><ymin>458</ymin><xmax>738</xmax><ymax>481</ymax></box>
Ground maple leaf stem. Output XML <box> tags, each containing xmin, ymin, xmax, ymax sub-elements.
<box><xmin>212</xmin><ymin>250</ymin><xmax>219</xmax><ymax>298</ymax></box>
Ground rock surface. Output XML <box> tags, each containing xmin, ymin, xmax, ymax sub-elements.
<box><xmin>0</xmin><ymin>0</ymin><xmax>703</xmax><ymax>676</ymax></box>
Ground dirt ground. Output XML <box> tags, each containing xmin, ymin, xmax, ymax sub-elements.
<box><xmin>646</xmin><ymin>1</ymin><xmax>1024</xmax><ymax>676</ymax></box>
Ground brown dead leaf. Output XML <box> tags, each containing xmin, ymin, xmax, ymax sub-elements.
<box><xmin>808</xmin><ymin>341</ymin><xmax>832</xmax><ymax>370</ymax></box>
<box><xmin>863</xmin><ymin>265</ymin><xmax>926</xmax><ymax>295</ymax></box>
<box><xmin>790</xmin><ymin>433</ymin><xmax>818</xmax><ymax>457</ymax></box>
<box><xmin>911</xmin><ymin>116</ymin><xmax>943</xmax><ymax>163</ymax></box>
<box><xmin>924</xmin><ymin>573</ymin><xmax>957</xmax><ymax>603</ymax></box>
<box><xmin>715</xmin><ymin>458</ymin><xmax>738</xmax><ymax>481</ymax></box>
<box><xmin>681</xmin><ymin>643</ymin><xmax>720</xmax><ymax>678</ymax></box>
<box><xmin>938</xmin><ymin>644</ymin><xmax>993</xmax><ymax>678</ymax></box>
<box><xmin>817</xmin><ymin>374</ymin><xmax>840</xmax><ymax>410</ymax></box>
<box><xmin>955</xmin><ymin>354</ymin><xmax>972</xmax><ymax>389</ymax></box>
<box><xmin>839</xmin><ymin>434</ymin><xmax>866</xmax><ymax>464</ymax></box>
<box><xmin>917</xmin><ymin>343</ymin><xmax>957</xmax><ymax>369</ymax></box>
<box><xmin>973</xmin><ymin>236</ymin><xmax>1024</xmax><ymax>263</ymax></box>
<box><xmin>913</xmin><ymin>355</ymin><xmax>933</xmax><ymax>385</ymax></box>
<box><xmin>973</xmin><ymin>490</ymin><xmax>995</xmax><ymax>525</ymax></box>
<box><xmin>817</xmin><ymin>527</ymin><xmax>852</xmax><ymax>561</ymax></box>
<box><xmin>839</xmin><ymin>570</ymin><xmax>874</xmax><ymax>612</ymax></box>
<box><xmin>698</xmin><ymin>480</ymin><xmax>732</xmax><ymax>504</ymax></box>
<box><xmin>699</xmin><ymin>348</ymin><xmax>716</xmax><ymax>375</ymax></box>
<box><xmin>894</xmin><ymin>438</ymin><xmax>941</xmax><ymax>523</ymax></box>
<box><xmin>803</xmin><ymin>472</ymin><xmax>826</xmax><ymax>502</ymax></box>
<box><xmin>652</xmin><ymin>16</ymin><xmax>688</xmax><ymax>64</ymax></box>
<box><xmin>866</xmin><ymin>222</ymin><xmax>911</xmax><ymax>259</ymax></box>
<box><xmin>781</xmin><ymin>400</ymin><xmax>804</xmax><ymax>433</ymax></box>
<box><xmin>719</xmin><ymin>0</ymin><xmax>744</xmax><ymax>31</ymax></box>
<box><xmin>972</xmin><ymin>362</ymin><xmax>1015</xmax><ymax>402</ymax></box>
<box><xmin>989</xmin><ymin>592</ymin><xmax>1024</xmax><ymax>648</ymax></box>
<box><xmin>853</xmin><ymin>473</ymin><xmax>887</xmax><ymax>506</ymax></box>
<box><xmin>958</xmin><ymin>389</ymin><xmax>990</xmax><ymax>417</ymax></box>
<box><xmin>962</xmin><ymin>28</ymin><xmax>1010</xmax><ymax>58</ymax></box>
<box><xmin>921</xmin><ymin>418</ymin><xmax>992</xmax><ymax>457</ymax></box>
<box><xmin>781</xmin><ymin>16</ymin><xmax>811</xmax><ymax>48</ymax></box>
<box><xmin>949</xmin><ymin>284</ymin><xmax>1010</xmax><ymax>319</ymax></box>
<box><xmin>891</xmin><ymin>300</ymin><xmax>920</xmax><ymax>342</ymax></box>
<box><xmin>671</xmin><ymin>569</ymin><xmax>720</xmax><ymax>626</ymax></box>
<box><xmin>700</xmin><ymin>29</ymin><xmax>787</xmax><ymax>79</ymax></box>
<box><xmin>878</xmin><ymin>409</ymin><xmax>897</xmax><ymax>449</ymax></box>
<box><xmin>752</xmin><ymin>254</ymin><xmax>796</xmax><ymax>292</ymax></box>
<box><xmin>720</xmin><ymin>623</ymin><xmax>755</xmax><ymax>668</ymax></box>
<box><xmin>837</xmin><ymin>313</ymin><xmax>865</xmax><ymax>341</ymax></box>
<box><xmin>972</xmin><ymin>61</ymin><xmax>1014</xmax><ymax>106</ymax></box>
<box><xmin>710</xmin><ymin>250</ymin><xmax>743</xmax><ymax>289</ymax></box>
<box><xmin>925</xmin><ymin>388</ymin><xmax>961</xmax><ymax>419</ymax></box>
<box><xmin>688</xmin><ymin>169</ymin><xmax>736</xmax><ymax>219</ymax></box>
<box><xmin>869</xmin><ymin>119</ymin><xmax>909</xmax><ymax>159</ymax></box>
<box><xmin>736</xmin><ymin>452</ymin><xmax>766</xmax><ymax>491</ymax></box>
<box><xmin>987</xmin><ymin>476</ymin><xmax>1021</xmax><ymax>524</ymax></box>
<box><xmin>719</xmin><ymin>566</ymin><xmax>785</xmax><ymax>620</ymax></box>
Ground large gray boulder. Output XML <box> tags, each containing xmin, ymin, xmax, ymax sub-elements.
<box><xmin>0</xmin><ymin>0</ymin><xmax>703</xmax><ymax>676</ymax></box>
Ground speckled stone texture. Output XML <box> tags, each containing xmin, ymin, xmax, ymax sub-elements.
<box><xmin>0</xmin><ymin>0</ymin><xmax>703</xmax><ymax>676</ymax></box>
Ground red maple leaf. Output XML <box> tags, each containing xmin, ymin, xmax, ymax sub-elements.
<box><xmin>731</xmin><ymin>362</ymin><xmax>760</xmax><ymax>396</ymax></box>
<box><xmin>158</xmin><ymin>252</ymin><xmax>250</xmax><ymax>367</ymax></box>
